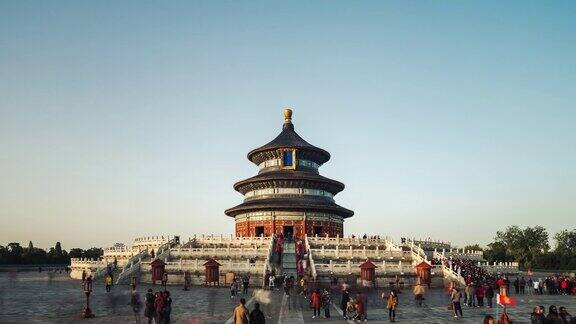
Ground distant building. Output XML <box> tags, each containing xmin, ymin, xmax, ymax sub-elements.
<box><xmin>225</xmin><ymin>109</ymin><xmax>354</xmax><ymax>239</ymax></box>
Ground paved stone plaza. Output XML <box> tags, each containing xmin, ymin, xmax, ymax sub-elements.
<box><xmin>1</xmin><ymin>272</ymin><xmax>575</xmax><ymax>323</ymax></box>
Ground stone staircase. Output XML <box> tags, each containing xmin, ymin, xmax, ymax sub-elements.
<box><xmin>281</xmin><ymin>242</ymin><xmax>297</xmax><ymax>277</ymax></box>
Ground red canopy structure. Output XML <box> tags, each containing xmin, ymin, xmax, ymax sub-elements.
<box><xmin>415</xmin><ymin>261</ymin><xmax>432</xmax><ymax>288</ymax></box>
<box><xmin>203</xmin><ymin>258</ymin><xmax>221</xmax><ymax>286</ymax></box>
<box><xmin>359</xmin><ymin>260</ymin><xmax>377</xmax><ymax>287</ymax></box>
<box><xmin>150</xmin><ymin>259</ymin><xmax>166</xmax><ymax>285</ymax></box>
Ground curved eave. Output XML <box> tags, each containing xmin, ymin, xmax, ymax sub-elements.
<box><xmin>247</xmin><ymin>123</ymin><xmax>330</xmax><ymax>165</ymax></box>
<box><xmin>233</xmin><ymin>171</ymin><xmax>345</xmax><ymax>195</ymax></box>
<box><xmin>224</xmin><ymin>197</ymin><xmax>354</xmax><ymax>218</ymax></box>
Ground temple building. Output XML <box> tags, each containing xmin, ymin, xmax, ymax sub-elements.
<box><xmin>225</xmin><ymin>109</ymin><xmax>354</xmax><ymax>239</ymax></box>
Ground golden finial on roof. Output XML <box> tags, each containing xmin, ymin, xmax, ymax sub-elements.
<box><xmin>284</xmin><ymin>108</ymin><xmax>293</xmax><ymax>123</ymax></box>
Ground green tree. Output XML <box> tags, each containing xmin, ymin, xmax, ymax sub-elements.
<box><xmin>7</xmin><ymin>243</ymin><xmax>24</xmax><ymax>264</ymax></box>
<box><xmin>0</xmin><ymin>245</ymin><xmax>8</xmax><ymax>264</ymax></box>
<box><xmin>554</xmin><ymin>229</ymin><xmax>576</xmax><ymax>254</ymax></box>
<box><xmin>83</xmin><ymin>247</ymin><xmax>103</xmax><ymax>260</ymax></box>
<box><xmin>55</xmin><ymin>242</ymin><xmax>63</xmax><ymax>257</ymax></box>
<box><xmin>494</xmin><ymin>225</ymin><xmax>549</xmax><ymax>269</ymax></box>
<box><xmin>68</xmin><ymin>248</ymin><xmax>84</xmax><ymax>259</ymax></box>
<box><xmin>483</xmin><ymin>241</ymin><xmax>512</xmax><ymax>264</ymax></box>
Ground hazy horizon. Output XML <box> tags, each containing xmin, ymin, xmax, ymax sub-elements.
<box><xmin>1</xmin><ymin>1</ymin><xmax>575</xmax><ymax>250</ymax></box>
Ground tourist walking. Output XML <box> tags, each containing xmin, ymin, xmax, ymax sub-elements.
<box><xmin>310</xmin><ymin>289</ymin><xmax>321</xmax><ymax>318</ymax></box>
<box><xmin>539</xmin><ymin>278</ymin><xmax>544</xmax><ymax>295</ymax></box>
<box><xmin>183</xmin><ymin>271</ymin><xmax>191</xmax><ymax>291</ymax></box>
<box><xmin>154</xmin><ymin>291</ymin><xmax>165</xmax><ymax>324</ymax></box>
<box><xmin>356</xmin><ymin>292</ymin><xmax>366</xmax><ymax>321</ymax></box>
<box><xmin>243</xmin><ymin>275</ymin><xmax>250</xmax><ymax>294</ymax></box>
<box><xmin>105</xmin><ymin>274</ymin><xmax>113</xmax><ymax>292</ymax></box>
<box><xmin>284</xmin><ymin>277</ymin><xmax>292</xmax><ymax>310</ymax></box>
<box><xmin>486</xmin><ymin>284</ymin><xmax>495</xmax><ymax>308</ymax></box>
<box><xmin>520</xmin><ymin>276</ymin><xmax>526</xmax><ymax>295</ymax></box>
<box><xmin>130</xmin><ymin>289</ymin><xmax>142</xmax><ymax>324</ymax></box>
<box><xmin>299</xmin><ymin>277</ymin><xmax>307</xmax><ymax>296</ymax></box>
<box><xmin>476</xmin><ymin>284</ymin><xmax>485</xmax><ymax>307</ymax></box>
<box><xmin>269</xmin><ymin>274</ymin><xmax>275</xmax><ymax>290</ymax></box>
<box><xmin>144</xmin><ymin>289</ymin><xmax>156</xmax><ymax>324</ymax></box>
<box><xmin>321</xmin><ymin>288</ymin><xmax>331</xmax><ymax>318</ymax></box>
<box><xmin>163</xmin><ymin>291</ymin><xmax>172</xmax><ymax>324</ymax></box>
<box><xmin>451</xmin><ymin>287</ymin><xmax>463</xmax><ymax>318</ymax></box>
<box><xmin>249</xmin><ymin>302</ymin><xmax>265</xmax><ymax>324</ymax></box>
<box><xmin>233</xmin><ymin>298</ymin><xmax>250</xmax><ymax>324</ymax></box>
<box><xmin>531</xmin><ymin>306</ymin><xmax>546</xmax><ymax>324</ymax></box>
<box><xmin>231</xmin><ymin>280</ymin><xmax>237</xmax><ymax>298</ymax></box>
<box><xmin>559</xmin><ymin>306</ymin><xmax>572</xmax><ymax>323</ymax></box>
<box><xmin>546</xmin><ymin>305</ymin><xmax>562</xmax><ymax>324</ymax></box>
<box><xmin>387</xmin><ymin>290</ymin><xmax>398</xmax><ymax>322</ymax></box>
<box><xmin>467</xmin><ymin>283</ymin><xmax>476</xmax><ymax>307</ymax></box>
<box><xmin>413</xmin><ymin>283</ymin><xmax>425</xmax><ymax>307</ymax></box>
<box><xmin>340</xmin><ymin>287</ymin><xmax>351</xmax><ymax>319</ymax></box>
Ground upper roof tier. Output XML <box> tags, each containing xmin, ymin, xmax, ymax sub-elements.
<box><xmin>247</xmin><ymin>109</ymin><xmax>331</xmax><ymax>166</ymax></box>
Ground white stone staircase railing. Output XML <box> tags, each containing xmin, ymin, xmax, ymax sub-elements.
<box><xmin>407</xmin><ymin>239</ymin><xmax>430</xmax><ymax>266</ymax></box>
<box><xmin>314</xmin><ymin>259</ymin><xmax>412</xmax><ymax>275</ymax></box>
<box><xmin>304</xmin><ymin>235</ymin><xmax>317</xmax><ymax>280</ymax></box>
<box><xmin>310</xmin><ymin>247</ymin><xmax>411</xmax><ymax>260</ymax></box>
<box><xmin>92</xmin><ymin>262</ymin><xmax>115</xmax><ymax>280</ymax></box>
<box><xmin>442</xmin><ymin>264</ymin><xmax>466</xmax><ymax>286</ymax></box>
<box><xmin>115</xmin><ymin>249</ymin><xmax>149</xmax><ymax>284</ymax></box>
<box><xmin>262</xmin><ymin>236</ymin><xmax>275</xmax><ymax>288</ymax></box>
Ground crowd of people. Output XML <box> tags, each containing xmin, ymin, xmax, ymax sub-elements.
<box><xmin>230</xmin><ymin>274</ymin><xmax>251</xmax><ymax>298</ymax></box>
<box><xmin>530</xmin><ymin>305</ymin><xmax>573</xmax><ymax>324</ymax></box>
<box><xmin>232</xmin><ymin>298</ymin><xmax>266</xmax><ymax>324</ymax></box>
<box><xmin>339</xmin><ymin>287</ymin><xmax>367</xmax><ymax>321</ymax></box>
<box><xmin>448</xmin><ymin>257</ymin><xmax>495</xmax><ymax>284</ymax></box>
<box><xmin>143</xmin><ymin>289</ymin><xmax>172</xmax><ymax>324</ymax></box>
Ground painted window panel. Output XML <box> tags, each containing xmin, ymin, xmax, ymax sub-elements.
<box><xmin>283</xmin><ymin>150</ymin><xmax>293</xmax><ymax>166</ymax></box>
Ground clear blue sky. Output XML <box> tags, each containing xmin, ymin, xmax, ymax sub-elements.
<box><xmin>1</xmin><ymin>1</ymin><xmax>574</xmax><ymax>249</ymax></box>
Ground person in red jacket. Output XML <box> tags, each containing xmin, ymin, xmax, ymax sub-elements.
<box><xmin>560</xmin><ymin>278</ymin><xmax>569</xmax><ymax>295</ymax></box>
<box><xmin>475</xmin><ymin>284</ymin><xmax>485</xmax><ymax>307</ymax></box>
<box><xmin>154</xmin><ymin>291</ymin><xmax>165</xmax><ymax>324</ymax></box>
<box><xmin>356</xmin><ymin>292</ymin><xmax>367</xmax><ymax>321</ymax></box>
<box><xmin>310</xmin><ymin>289</ymin><xmax>322</xmax><ymax>318</ymax></box>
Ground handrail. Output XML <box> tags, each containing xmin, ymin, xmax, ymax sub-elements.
<box><xmin>304</xmin><ymin>235</ymin><xmax>317</xmax><ymax>280</ymax></box>
<box><xmin>115</xmin><ymin>249</ymin><xmax>149</xmax><ymax>284</ymax></box>
<box><xmin>262</xmin><ymin>236</ymin><xmax>275</xmax><ymax>288</ymax></box>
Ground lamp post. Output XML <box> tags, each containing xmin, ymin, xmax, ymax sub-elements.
<box><xmin>162</xmin><ymin>272</ymin><xmax>168</xmax><ymax>291</ymax></box>
<box><xmin>82</xmin><ymin>276</ymin><xmax>95</xmax><ymax>318</ymax></box>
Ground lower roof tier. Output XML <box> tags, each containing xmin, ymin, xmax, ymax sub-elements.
<box><xmin>224</xmin><ymin>196</ymin><xmax>354</xmax><ymax>218</ymax></box>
